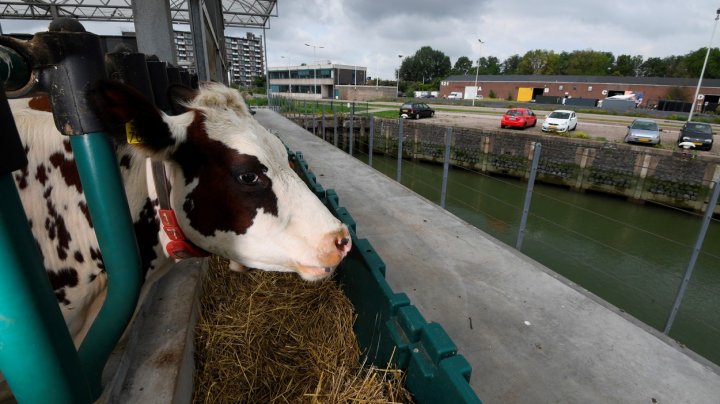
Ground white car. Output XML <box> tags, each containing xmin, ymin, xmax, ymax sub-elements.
<box><xmin>542</xmin><ymin>110</ymin><xmax>578</xmax><ymax>133</ymax></box>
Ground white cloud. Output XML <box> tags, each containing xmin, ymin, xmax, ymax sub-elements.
<box><xmin>3</xmin><ymin>0</ymin><xmax>719</xmax><ymax>81</ymax></box>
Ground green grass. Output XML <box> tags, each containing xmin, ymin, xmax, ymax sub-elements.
<box><xmin>373</xmin><ymin>110</ymin><xmax>401</xmax><ymax>119</ymax></box>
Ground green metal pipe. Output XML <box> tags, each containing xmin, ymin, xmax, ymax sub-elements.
<box><xmin>71</xmin><ymin>132</ymin><xmax>143</xmax><ymax>399</ymax></box>
<box><xmin>0</xmin><ymin>45</ymin><xmax>31</xmax><ymax>91</ymax></box>
<box><xmin>0</xmin><ymin>173</ymin><xmax>92</xmax><ymax>404</ymax></box>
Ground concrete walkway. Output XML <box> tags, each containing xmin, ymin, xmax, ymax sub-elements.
<box><xmin>255</xmin><ymin>109</ymin><xmax>720</xmax><ymax>404</ymax></box>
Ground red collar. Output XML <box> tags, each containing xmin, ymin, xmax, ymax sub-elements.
<box><xmin>158</xmin><ymin>209</ymin><xmax>209</xmax><ymax>259</ymax></box>
<box><xmin>150</xmin><ymin>160</ymin><xmax>208</xmax><ymax>259</ymax></box>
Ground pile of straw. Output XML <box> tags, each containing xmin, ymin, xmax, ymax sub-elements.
<box><xmin>193</xmin><ymin>256</ymin><xmax>413</xmax><ymax>403</ymax></box>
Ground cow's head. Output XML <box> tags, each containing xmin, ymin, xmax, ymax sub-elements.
<box><xmin>89</xmin><ymin>80</ymin><xmax>351</xmax><ymax>281</ymax></box>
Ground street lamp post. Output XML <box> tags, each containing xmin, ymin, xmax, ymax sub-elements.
<box><xmin>689</xmin><ymin>9</ymin><xmax>720</xmax><ymax>121</ymax></box>
<box><xmin>396</xmin><ymin>54</ymin><xmax>403</xmax><ymax>98</ymax></box>
<box><xmin>472</xmin><ymin>39</ymin><xmax>484</xmax><ymax>107</ymax></box>
<box><xmin>305</xmin><ymin>43</ymin><xmax>324</xmax><ymax>96</ymax></box>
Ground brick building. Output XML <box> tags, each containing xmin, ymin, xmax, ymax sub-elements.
<box><xmin>440</xmin><ymin>75</ymin><xmax>720</xmax><ymax>111</ymax></box>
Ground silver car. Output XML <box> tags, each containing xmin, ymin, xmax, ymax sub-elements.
<box><xmin>624</xmin><ymin>118</ymin><xmax>662</xmax><ymax>145</ymax></box>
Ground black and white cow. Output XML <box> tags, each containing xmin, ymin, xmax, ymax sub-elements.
<box><xmin>9</xmin><ymin>80</ymin><xmax>351</xmax><ymax>348</ymax></box>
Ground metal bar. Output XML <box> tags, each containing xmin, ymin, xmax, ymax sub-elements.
<box><xmin>333</xmin><ymin>104</ymin><xmax>338</xmax><ymax>147</ymax></box>
<box><xmin>321</xmin><ymin>103</ymin><xmax>326</xmax><ymax>141</ymax></box>
<box><xmin>396</xmin><ymin>118</ymin><xmax>403</xmax><ymax>182</ymax></box>
<box><xmin>72</xmin><ymin>132</ymin><xmax>143</xmax><ymax>398</ymax></box>
<box><xmin>664</xmin><ymin>179</ymin><xmax>720</xmax><ymax>334</ymax></box>
<box><xmin>0</xmin><ymin>174</ymin><xmax>92</xmax><ymax>404</ymax></box>
<box><xmin>516</xmin><ymin>142</ymin><xmax>541</xmax><ymax>251</ymax></box>
<box><xmin>368</xmin><ymin>115</ymin><xmax>374</xmax><ymax>167</ymax></box>
<box><xmin>440</xmin><ymin>127</ymin><xmax>453</xmax><ymax>209</ymax></box>
<box><xmin>188</xmin><ymin>0</ymin><xmax>209</xmax><ymax>81</ymax></box>
<box><xmin>349</xmin><ymin>102</ymin><xmax>355</xmax><ymax>156</ymax></box>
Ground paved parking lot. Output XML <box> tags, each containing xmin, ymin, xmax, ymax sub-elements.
<box><xmin>372</xmin><ymin>102</ymin><xmax>720</xmax><ymax>156</ymax></box>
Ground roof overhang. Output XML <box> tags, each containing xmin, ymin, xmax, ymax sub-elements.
<box><xmin>0</xmin><ymin>0</ymin><xmax>277</xmax><ymax>28</ymax></box>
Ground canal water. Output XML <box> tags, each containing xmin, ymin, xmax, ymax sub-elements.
<box><xmin>354</xmin><ymin>152</ymin><xmax>720</xmax><ymax>366</ymax></box>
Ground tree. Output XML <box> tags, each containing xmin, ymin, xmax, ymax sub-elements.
<box><xmin>613</xmin><ymin>54</ymin><xmax>644</xmax><ymax>77</ymax></box>
<box><xmin>639</xmin><ymin>57</ymin><xmax>667</xmax><ymax>77</ymax></box>
<box><xmin>451</xmin><ymin>56</ymin><xmax>473</xmax><ymax>75</ymax></box>
<box><xmin>564</xmin><ymin>50</ymin><xmax>614</xmax><ymax>75</ymax></box>
<box><xmin>252</xmin><ymin>75</ymin><xmax>267</xmax><ymax>89</ymax></box>
<box><xmin>400</xmin><ymin>46</ymin><xmax>451</xmax><ymax>83</ymax></box>
<box><xmin>477</xmin><ymin>56</ymin><xmax>501</xmax><ymax>75</ymax></box>
<box><xmin>517</xmin><ymin>49</ymin><xmax>558</xmax><ymax>74</ymax></box>
<box><xmin>684</xmin><ymin>47</ymin><xmax>720</xmax><ymax>78</ymax></box>
<box><xmin>663</xmin><ymin>55</ymin><xmax>689</xmax><ymax>78</ymax></box>
<box><xmin>501</xmin><ymin>54</ymin><xmax>522</xmax><ymax>74</ymax></box>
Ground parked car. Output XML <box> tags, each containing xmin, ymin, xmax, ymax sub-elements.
<box><xmin>542</xmin><ymin>110</ymin><xmax>578</xmax><ymax>133</ymax></box>
<box><xmin>677</xmin><ymin>121</ymin><xmax>714</xmax><ymax>151</ymax></box>
<box><xmin>400</xmin><ymin>103</ymin><xmax>435</xmax><ymax>119</ymax></box>
<box><xmin>500</xmin><ymin>108</ymin><xmax>537</xmax><ymax>129</ymax></box>
<box><xmin>447</xmin><ymin>92</ymin><xmax>463</xmax><ymax>99</ymax></box>
<box><xmin>624</xmin><ymin>118</ymin><xmax>661</xmax><ymax>145</ymax></box>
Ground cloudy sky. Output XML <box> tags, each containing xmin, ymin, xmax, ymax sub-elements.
<box><xmin>2</xmin><ymin>0</ymin><xmax>719</xmax><ymax>80</ymax></box>
<box><xmin>246</xmin><ymin>0</ymin><xmax>720</xmax><ymax>79</ymax></box>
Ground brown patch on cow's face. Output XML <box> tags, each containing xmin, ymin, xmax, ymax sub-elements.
<box><xmin>29</xmin><ymin>95</ymin><xmax>53</xmax><ymax>112</ymax></box>
<box><xmin>171</xmin><ymin>113</ymin><xmax>278</xmax><ymax>237</ymax></box>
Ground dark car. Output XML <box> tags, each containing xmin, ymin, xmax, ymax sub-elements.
<box><xmin>500</xmin><ymin>108</ymin><xmax>537</xmax><ymax>129</ymax></box>
<box><xmin>677</xmin><ymin>121</ymin><xmax>714</xmax><ymax>151</ymax></box>
<box><xmin>400</xmin><ymin>103</ymin><xmax>434</xmax><ymax>119</ymax></box>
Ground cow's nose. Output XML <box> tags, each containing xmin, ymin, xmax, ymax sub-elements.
<box><xmin>334</xmin><ymin>229</ymin><xmax>352</xmax><ymax>257</ymax></box>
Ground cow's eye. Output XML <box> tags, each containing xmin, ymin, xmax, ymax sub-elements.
<box><xmin>239</xmin><ymin>172</ymin><xmax>259</xmax><ymax>185</ymax></box>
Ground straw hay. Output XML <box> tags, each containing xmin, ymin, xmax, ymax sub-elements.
<box><xmin>193</xmin><ymin>256</ymin><xmax>413</xmax><ymax>403</ymax></box>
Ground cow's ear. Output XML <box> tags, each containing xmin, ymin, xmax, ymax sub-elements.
<box><xmin>87</xmin><ymin>79</ymin><xmax>175</xmax><ymax>153</ymax></box>
<box><xmin>168</xmin><ymin>84</ymin><xmax>198</xmax><ymax>115</ymax></box>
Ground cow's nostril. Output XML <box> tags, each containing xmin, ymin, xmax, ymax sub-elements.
<box><xmin>335</xmin><ymin>236</ymin><xmax>351</xmax><ymax>255</ymax></box>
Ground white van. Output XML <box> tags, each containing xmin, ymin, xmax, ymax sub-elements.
<box><xmin>447</xmin><ymin>92</ymin><xmax>463</xmax><ymax>99</ymax></box>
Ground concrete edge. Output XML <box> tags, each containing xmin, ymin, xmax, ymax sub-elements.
<box><xmin>101</xmin><ymin>258</ymin><xmax>206</xmax><ymax>403</ymax></box>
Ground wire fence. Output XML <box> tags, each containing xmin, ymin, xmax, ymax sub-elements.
<box><xmin>270</xmin><ymin>97</ymin><xmax>720</xmax><ymax>367</ymax></box>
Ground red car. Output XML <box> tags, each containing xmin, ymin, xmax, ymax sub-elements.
<box><xmin>500</xmin><ymin>108</ymin><xmax>537</xmax><ymax>129</ymax></box>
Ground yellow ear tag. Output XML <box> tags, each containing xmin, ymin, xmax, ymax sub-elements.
<box><xmin>125</xmin><ymin>120</ymin><xmax>143</xmax><ymax>144</ymax></box>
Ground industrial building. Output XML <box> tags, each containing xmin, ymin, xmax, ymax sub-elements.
<box><xmin>268</xmin><ymin>63</ymin><xmax>367</xmax><ymax>99</ymax></box>
<box><xmin>440</xmin><ymin>74</ymin><xmax>720</xmax><ymax>111</ymax></box>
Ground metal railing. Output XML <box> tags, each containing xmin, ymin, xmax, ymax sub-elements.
<box><xmin>274</xmin><ymin>100</ymin><xmax>720</xmax><ymax>366</ymax></box>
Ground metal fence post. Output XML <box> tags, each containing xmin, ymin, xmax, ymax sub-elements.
<box><xmin>440</xmin><ymin>127</ymin><xmax>453</xmax><ymax>209</ymax></box>
<box><xmin>516</xmin><ymin>142</ymin><xmax>541</xmax><ymax>251</ymax></box>
<box><xmin>321</xmin><ymin>103</ymin><xmax>326</xmax><ymax>141</ymax></box>
<box><xmin>333</xmin><ymin>105</ymin><xmax>338</xmax><ymax>147</ymax></box>
<box><xmin>397</xmin><ymin>118</ymin><xmax>404</xmax><ymax>182</ymax></box>
<box><xmin>0</xmin><ymin>84</ymin><xmax>93</xmax><ymax>404</ymax></box>
<box><xmin>664</xmin><ymin>179</ymin><xmax>720</xmax><ymax>335</ymax></box>
<box><xmin>349</xmin><ymin>102</ymin><xmax>355</xmax><ymax>156</ymax></box>
<box><xmin>369</xmin><ymin>115</ymin><xmax>375</xmax><ymax>167</ymax></box>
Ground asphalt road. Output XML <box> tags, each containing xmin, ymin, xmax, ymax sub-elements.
<box><xmin>373</xmin><ymin>102</ymin><xmax>720</xmax><ymax>157</ymax></box>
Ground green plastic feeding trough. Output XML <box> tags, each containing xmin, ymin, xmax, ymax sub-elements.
<box><xmin>289</xmin><ymin>150</ymin><xmax>482</xmax><ymax>404</ymax></box>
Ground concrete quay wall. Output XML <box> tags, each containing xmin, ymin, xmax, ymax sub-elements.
<box><xmin>294</xmin><ymin>116</ymin><xmax>720</xmax><ymax>213</ymax></box>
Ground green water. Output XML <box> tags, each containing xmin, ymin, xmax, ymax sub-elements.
<box><xmin>360</xmin><ymin>153</ymin><xmax>720</xmax><ymax>366</ymax></box>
